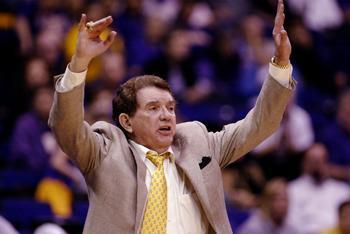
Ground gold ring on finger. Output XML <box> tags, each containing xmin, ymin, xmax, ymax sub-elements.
<box><xmin>86</xmin><ymin>21</ymin><xmax>94</xmax><ymax>33</ymax></box>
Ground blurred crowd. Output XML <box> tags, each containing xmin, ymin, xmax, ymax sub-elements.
<box><xmin>0</xmin><ymin>0</ymin><xmax>350</xmax><ymax>233</ymax></box>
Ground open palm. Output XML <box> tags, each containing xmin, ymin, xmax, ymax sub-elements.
<box><xmin>272</xmin><ymin>0</ymin><xmax>291</xmax><ymax>65</ymax></box>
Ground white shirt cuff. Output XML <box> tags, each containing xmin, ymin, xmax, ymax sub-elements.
<box><xmin>268</xmin><ymin>63</ymin><xmax>293</xmax><ymax>89</ymax></box>
<box><xmin>58</xmin><ymin>65</ymin><xmax>87</xmax><ymax>92</ymax></box>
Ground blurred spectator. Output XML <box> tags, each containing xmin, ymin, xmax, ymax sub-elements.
<box><xmin>10</xmin><ymin>87</ymin><xmax>54</xmax><ymax>174</ymax></box>
<box><xmin>253</xmin><ymin>93</ymin><xmax>314</xmax><ymax>179</ymax></box>
<box><xmin>287</xmin><ymin>0</ymin><xmax>343</xmax><ymax>32</ymax></box>
<box><xmin>15</xmin><ymin>9</ymin><xmax>34</xmax><ymax>56</ymax></box>
<box><xmin>237</xmin><ymin>178</ymin><xmax>299</xmax><ymax>234</ymax></box>
<box><xmin>143</xmin><ymin>0</ymin><xmax>180</xmax><ymax>24</ymax></box>
<box><xmin>144</xmin><ymin>29</ymin><xmax>214</xmax><ymax>106</ymax></box>
<box><xmin>287</xmin><ymin>143</ymin><xmax>350</xmax><ymax>234</ymax></box>
<box><xmin>0</xmin><ymin>1</ymin><xmax>24</xmax><ymax>141</ymax></box>
<box><xmin>235</xmin><ymin>14</ymin><xmax>274</xmax><ymax>102</ymax></box>
<box><xmin>10</xmin><ymin>87</ymin><xmax>85</xmax><ymax>218</ymax></box>
<box><xmin>223</xmin><ymin>167</ymin><xmax>257</xmax><ymax>210</ymax></box>
<box><xmin>210</xmin><ymin>29</ymin><xmax>242</xmax><ymax>102</ymax></box>
<box><xmin>222</xmin><ymin>167</ymin><xmax>255</xmax><ymax>230</ymax></box>
<box><xmin>116</xmin><ymin>0</ymin><xmax>167</xmax><ymax>75</ymax></box>
<box><xmin>35</xmin><ymin>27</ymin><xmax>65</xmax><ymax>75</ymax></box>
<box><xmin>210</xmin><ymin>0</ymin><xmax>250</xmax><ymax>29</ymax></box>
<box><xmin>321</xmin><ymin>200</ymin><xmax>350</xmax><ymax>234</ymax></box>
<box><xmin>328</xmin><ymin>2</ymin><xmax>350</xmax><ymax>89</ymax></box>
<box><xmin>85</xmin><ymin>88</ymin><xmax>114</xmax><ymax>124</ymax></box>
<box><xmin>34</xmin><ymin>223</ymin><xmax>66</xmax><ymax>234</ymax></box>
<box><xmin>63</xmin><ymin>0</ymin><xmax>87</xmax><ymax>21</ymax></box>
<box><xmin>289</xmin><ymin>19</ymin><xmax>336</xmax><ymax>93</ymax></box>
<box><xmin>25</xmin><ymin>56</ymin><xmax>51</xmax><ymax>91</ymax></box>
<box><xmin>175</xmin><ymin>1</ymin><xmax>214</xmax><ymax>30</ymax></box>
<box><xmin>0</xmin><ymin>215</ymin><xmax>18</xmax><ymax>234</ymax></box>
<box><xmin>35</xmin><ymin>145</ymin><xmax>86</xmax><ymax>219</ymax></box>
<box><xmin>321</xmin><ymin>88</ymin><xmax>350</xmax><ymax>182</ymax></box>
<box><xmin>21</xmin><ymin>56</ymin><xmax>52</xmax><ymax>112</ymax></box>
<box><xmin>254</xmin><ymin>96</ymin><xmax>314</xmax><ymax>154</ymax></box>
<box><xmin>86</xmin><ymin>51</ymin><xmax>127</xmax><ymax>96</ymax></box>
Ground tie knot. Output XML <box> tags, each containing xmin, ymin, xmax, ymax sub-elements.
<box><xmin>146</xmin><ymin>151</ymin><xmax>170</xmax><ymax>167</ymax></box>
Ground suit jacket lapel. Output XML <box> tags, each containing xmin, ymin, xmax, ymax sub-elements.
<box><xmin>173</xmin><ymin>143</ymin><xmax>216</xmax><ymax>231</ymax></box>
<box><xmin>129</xmin><ymin>146</ymin><xmax>147</xmax><ymax>233</ymax></box>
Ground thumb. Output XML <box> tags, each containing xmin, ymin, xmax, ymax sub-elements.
<box><xmin>280</xmin><ymin>29</ymin><xmax>288</xmax><ymax>42</ymax></box>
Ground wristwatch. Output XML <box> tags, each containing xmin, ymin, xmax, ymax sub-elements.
<box><xmin>270</xmin><ymin>56</ymin><xmax>291</xmax><ymax>69</ymax></box>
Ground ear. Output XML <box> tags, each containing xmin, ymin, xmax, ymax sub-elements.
<box><xmin>119</xmin><ymin>113</ymin><xmax>133</xmax><ymax>133</ymax></box>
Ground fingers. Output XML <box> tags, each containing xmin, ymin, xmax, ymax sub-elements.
<box><xmin>103</xmin><ymin>31</ymin><xmax>117</xmax><ymax>48</ymax></box>
<box><xmin>78</xmin><ymin>14</ymin><xmax>88</xmax><ymax>32</ymax></box>
<box><xmin>281</xmin><ymin>29</ymin><xmax>288</xmax><ymax>38</ymax></box>
<box><xmin>86</xmin><ymin>16</ymin><xmax>113</xmax><ymax>34</ymax></box>
<box><xmin>273</xmin><ymin>0</ymin><xmax>285</xmax><ymax>36</ymax></box>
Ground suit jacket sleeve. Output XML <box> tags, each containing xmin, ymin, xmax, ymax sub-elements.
<box><xmin>207</xmin><ymin>75</ymin><xmax>295</xmax><ymax>168</ymax></box>
<box><xmin>48</xmin><ymin>75</ymin><xmax>110</xmax><ymax>174</ymax></box>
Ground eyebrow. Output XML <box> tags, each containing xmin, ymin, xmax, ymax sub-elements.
<box><xmin>145</xmin><ymin>100</ymin><xmax>177</xmax><ymax>106</ymax></box>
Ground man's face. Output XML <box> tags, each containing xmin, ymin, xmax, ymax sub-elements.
<box><xmin>269</xmin><ymin>190</ymin><xmax>288</xmax><ymax>224</ymax></box>
<box><xmin>304</xmin><ymin>144</ymin><xmax>329</xmax><ymax>183</ymax></box>
<box><xmin>129</xmin><ymin>86</ymin><xmax>176</xmax><ymax>153</ymax></box>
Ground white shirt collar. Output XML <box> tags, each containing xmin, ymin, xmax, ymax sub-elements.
<box><xmin>129</xmin><ymin>140</ymin><xmax>175</xmax><ymax>163</ymax></box>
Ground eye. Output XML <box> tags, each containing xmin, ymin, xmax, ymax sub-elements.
<box><xmin>149</xmin><ymin>106</ymin><xmax>159</xmax><ymax>111</ymax></box>
<box><xmin>168</xmin><ymin>105</ymin><xmax>175</xmax><ymax>113</ymax></box>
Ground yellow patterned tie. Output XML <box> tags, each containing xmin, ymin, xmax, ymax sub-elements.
<box><xmin>141</xmin><ymin>151</ymin><xmax>170</xmax><ymax>234</ymax></box>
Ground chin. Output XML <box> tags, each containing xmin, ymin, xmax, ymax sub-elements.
<box><xmin>158</xmin><ymin>138</ymin><xmax>173</xmax><ymax>148</ymax></box>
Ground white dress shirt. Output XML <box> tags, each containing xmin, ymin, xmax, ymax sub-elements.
<box><xmin>129</xmin><ymin>141</ymin><xmax>209</xmax><ymax>234</ymax></box>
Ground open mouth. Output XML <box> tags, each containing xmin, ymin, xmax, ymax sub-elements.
<box><xmin>158</xmin><ymin>126</ymin><xmax>172</xmax><ymax>134</ymax></box>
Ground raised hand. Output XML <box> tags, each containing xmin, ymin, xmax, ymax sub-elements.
<box><xmin>272</xmin><ymin>0</ymin><xmax>291</xmax><ymax>66</ymax></box>
<box><xmin>70</xmin><ymin>14</ymin><xmax>117</xmax><ymax>72</ymax></box>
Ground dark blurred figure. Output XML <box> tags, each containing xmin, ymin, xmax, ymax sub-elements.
<box><xmin>321</xmin><ymin>88</ymin><xmax>350</xmax><ymax>182</ymax></box>
<box><xmin>210</xmin><ymin>30</ymin><xmax>241</xmax><ymax>102</ymax></box>
<box><xmin>116</xmin><ymin>0</ymin><xmax>170</xmax><ymax>75</ymax></box>
<box><xmin>322</xmin><ymin>200</ymin><xmax>350</xmax><ymax>234</ymax></box>
<box><xmin>253</xmin><ymin>93</ymin><xmax>314</xmax><ymax>180</ymax></box>
<box><xmin>328</xmin><ymin>1</ymin><xmax>350</xmax><ymax>89</ymax></box>
<box><xmin>222</xmin><ymin>167</ymin><xmax>256</xmax><ymax>230</ymax></box>
<box><xmin>210</xmin><ymin>0</ymin><xmax>250</xmax><ymax>30</ymax></box>
<box><xmin>0</xmin><ymin>1</ymin><xmax>24</xmax><ymax>142</ymax></box>
<box><xmin>10</xmin><ymin>87</ymin><xmax>54</xmax><ymax>175</ymax></box>
<box><xmin>288</xmin><ymin>18</ymin><xmax>338</xmax><ymax>136</ymax></box>
<box><xmin>86</xmin><ymin>51</ymin><xmax>127</xmax><ymax>98</ymax></box>
<box><xmin>20</xmin><ymin>56</ymin><xmax>52</xmax><ymax>112</ymax></box>
<box><xmin>10</xmin><ymin>87</ymin><xmax>85</xmax><ymax>218</ymax></box>
<box><xmin>237</xmin><ymin>178</ymin><xmax>299</xmax><ymax>234</ymax></box>
<box><xmin>144</xmin><ymin>29</ymin><xmax>214</xmax><ymax>106</ymax></box>
<box><xmin>85</xmin><ymin>87</ymin><xmax>114</xmax><ymax>124</ymax></box>
<box><xmin>235</xmin><ymin>14</ymin><xmax>274</xmax><ymax>102</ymax></box>
<box><xmin>289</xmin><ymin>19</ymin><xmax>336</xmax><ymax>94</ymax></box>
<box><xmin>287</xmin><ymin>143</ymin><xmax>350</xmax><ymax>234</ymax></box>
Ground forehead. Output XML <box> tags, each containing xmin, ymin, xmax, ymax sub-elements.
<box><xmin>136</xmin><ymin>86</ymin><xmax>174</xmax><ymax>105</ymax></box>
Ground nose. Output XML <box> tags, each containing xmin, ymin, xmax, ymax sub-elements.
<box><xmin>159</xmin><ymin>107</ymin><xmax>172</xmax><ymax>120</ymax></box>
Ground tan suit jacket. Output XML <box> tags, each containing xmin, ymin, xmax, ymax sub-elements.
<box><xmin>49</xmin><ymin>75</ymin><xmax>294</xmax><ymax>234</ymax></box>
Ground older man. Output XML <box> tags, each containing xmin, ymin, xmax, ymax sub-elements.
<box><xmin>49</xmin><ymin>0</ymin><xmax>295</xmax><ymax>233</ymax></box>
